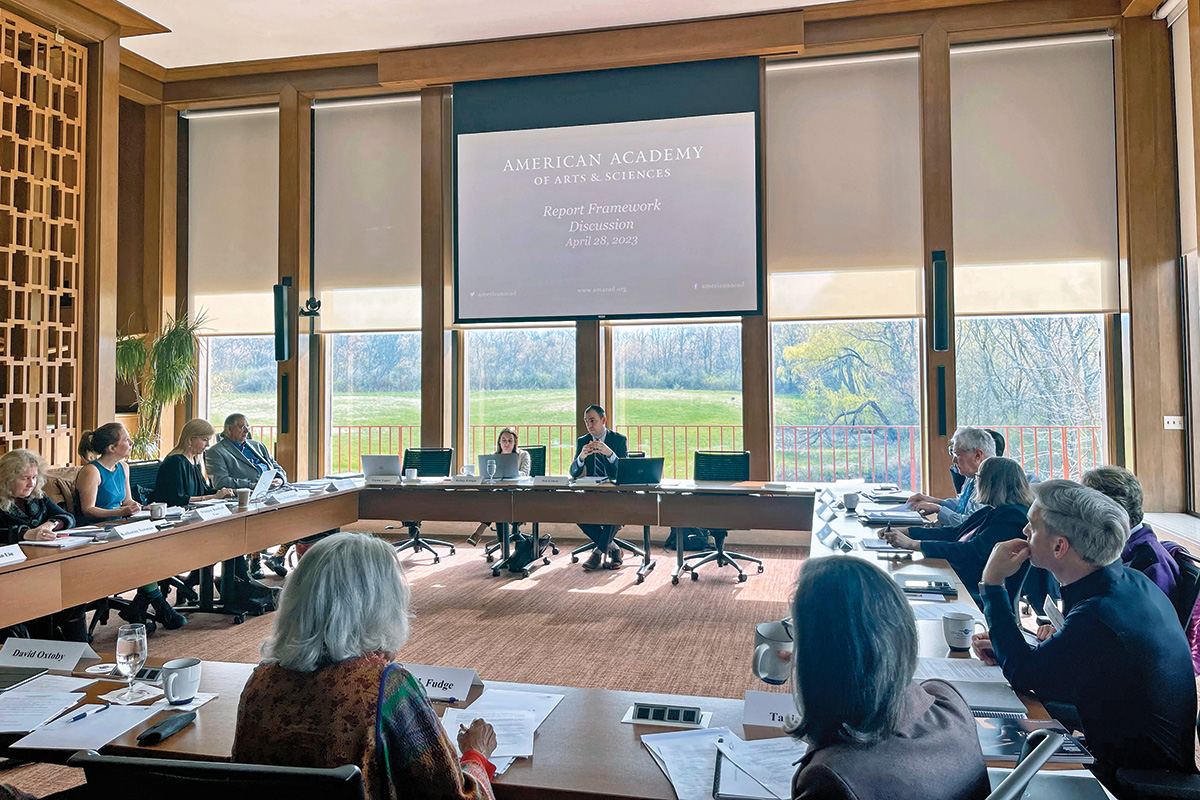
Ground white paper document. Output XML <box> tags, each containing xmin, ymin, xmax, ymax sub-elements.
<box><xmin>11</xmin><ymin>703</ymin><xmax>160</xmax><ymax>750</ymax></box>
<box><xmin>910</xmin><ymin>601</ymin><xmax>984</xmax><ymax>622</ymax></box>
<box><xmin>715</xmin><ymin>735</ymin><xmax>808</xmax><ymax>800</ymax></box>
<box><xmin>7</xmin><ymin>675</ymin><xmax>96</xmax><ymax>694</ymax></box>
<box><xmin>0</xmin><ymin>691</ymin><xmax>83</xmax><ymax>733</ymax></box>
<box><xmin>914</xmin><ymin>657</ymin><xmax>1007</xmax><ymax>683</ymax></box>
<box><xmin>441</xmin><ymin>708</ymin><xmax>536</xmax><ymax>758</ymax></box>
<box><xmin>464</xmin><ymin>688</ymin><xmax>564</xmax><ymax>731</ymax></box>
<box><xmin>642</xmin><ymin>726</ymin><xmax>731</xmax><ymax>800</ymax></box>
<box><xmin>21</xmin><ymin>536</ymin><xmax>95</xmax><ymax>549</ymax></box>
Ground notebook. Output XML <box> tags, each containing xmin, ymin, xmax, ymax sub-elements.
<box><xmin>948</xmin><ymin>680</ymin><xmax>1028</xmax><ymax>716</ymax></box>
<box><xmin>714</xmin><ymin>750</ymin><xmax>776</xmax><ymax>800</ymax></box>
<box><xmin>976</xmin><ymin>718</ymin><xmax>1094</xmax><ymax>764</ymax></box>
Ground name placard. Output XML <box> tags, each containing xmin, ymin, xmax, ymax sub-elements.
<box><xmin>533</xmin><ymin>475</ymin><xmax>571</xmax><ymax>487</ymax></box>
<box><xmin>451</xmin><ymin>474</ymin><xmax>484</xmax><ymax>485</ymax></box>
<box><xmin>193</xmin><ymin>504</ymin><xmax>233</xmax><ymax>521</ymax></box>
<box><xmin>743</xmin><ymin>690</ymin><xmax>797</xmax><ymax>728</ymax></box>
<box><xmin>401</xmin><ymin>663</ymin><xmax>482</xmax><ymax>702</ymax></box>
<box><xmin>110</xmin><ymin>520</ymin><xmax>158</xmax><ymax>540</ymax></box>
<box><xmin>0</xmin><ymin>638</ymin><xmax>99</xmax><ymax>670</ymax></box>
<box><xmin>265</xmin><ymin>490</ymin><xmax>307</xmax><ymax>505</ymax></box>
<box><xmin>328</xmin><ymin>478</ymin><xmax>358</xmax><ymax>492</ymax></box>
<box><xmin>365</xmin><ymin>475</ymin><xmax>402</xmax><ymax>486</ymax></box>
<box><xmin>0</xmin><ymin>543</ymin><xmax>28</xmax><ymax>565</ymax></box>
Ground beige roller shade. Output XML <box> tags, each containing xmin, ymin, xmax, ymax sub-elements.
<box><xmin>950</xmin><ymin>36</ymin><xmax>1119</xmax><ymax>315</ymax></box>
<box><xmin>187</xmin><ymin>107</ymin><xmax>279</xmax><ymax>335</ymax></box>
<box><xmin>765</xmin><ymin>53</ymin><xmax>924</xmax><ymax>320</ymax></box>
<box><xmin>313</xmin><ymin>95</ymin><xmax>422</xmax><ymax>332</ymax></box>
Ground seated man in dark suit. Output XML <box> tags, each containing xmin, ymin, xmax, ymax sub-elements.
<box><xmin>567</xmin><ymin>404</ymin><xmax>628</xmax><ymax>571</ymax></box>
<box><xmin>976</xmin><ymin>480</ymin><xmax>1197</xmax><ymax>789</ymax></box>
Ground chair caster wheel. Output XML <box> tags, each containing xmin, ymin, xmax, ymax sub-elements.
<box><xmin>672</xmin><ymin>576</ymin><xmax>679</xmax><ymax>585</ymax></box>
<box><xmin>636</xmin><ymin>575</ymin><xmax>644</xmax><ymax>585</ymax></box>
<box><xmin>691</xmin><ymin>571</ymin><xmax>699</xmax><ymax>581</ymax></box>
<box><xmin>449</xmin><ymin>548</ymin><xmax>455</xmax><ymax>555</ymax></box>
<box><xmin>233</xmin><ymin>614</ymin><xmax>245</xmax><ymax>625</ymax></box>
<box><xmin>551</xmin><ymin>546</ymin><xmax>560</xmax><ymax>555</ymax></box>
<box><xmin>738</xmin><ymin>574</ymin><xmax>748</xmax><ymax>583</ymax></box>
<box><xmin>571</xmin><ymin>556</ymin><xmax>579</xmax><ymax>563</ymax></box>
<box><xmin>486</xmin><ymin>554</ymin><xmax>494</xmax><ymax>563</ymax></box>
<box><xmin>543</xmin><ymin>558</ymin><xmax>551</xmax><ymax>565</ymax></box>
<box><xmin>757</xmin><ymin>565</ymin><xmax>764</xmax><ymax>573</ymax></box>
<box><xmin>522</xmin><ymin>569</ymin><xmax>530</xmax><ymax>578</ymax></box>
<box><xmin>433</xmin><ymin>557</ymin><xmax>441</xmax><ymax>564</ymax></box>
<box><xmin>492</xmin><ymin>568</ymin><xmax>501</xmax><ymax>577</ymax></box>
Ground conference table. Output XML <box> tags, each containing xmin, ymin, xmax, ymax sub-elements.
<box><xmin>0</xmin><ymin>480</ymin><xmax>1093</xmax><ymax>798</ymax></box>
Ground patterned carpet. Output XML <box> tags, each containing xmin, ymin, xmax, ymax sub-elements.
<box><xmin>2</xmin><ymin>532</ymin><xmax>803</xmax><ymax>796</ymax></box>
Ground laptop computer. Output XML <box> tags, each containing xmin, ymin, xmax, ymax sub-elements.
<box><xmin>248</xmin><ymin>469</ymin><xmax>278</xmax><ymax>502</ymax></box>
<box><xmin>478</xmin><ymin>453</ymin><xmax>520</xmax><ymax>479</ymax></box>
<box><xmin>614</xmin><ymin>457</ymin><xmax>664</xmax><ymax>486</ymax></box>
<box><xmin>361</xmin><ymin>455</ymin><xmax>402</xmax><ymax>480</ymax></box>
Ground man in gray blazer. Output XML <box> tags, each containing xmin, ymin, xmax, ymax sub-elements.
<box><xmin>205</xmin><ymin>413</ymin><xmax>287</xmax><ymax>490</ymax></box>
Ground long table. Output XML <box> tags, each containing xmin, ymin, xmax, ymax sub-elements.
<box><xmin>0</xmin><ymin>482</ymin><xmax>1089</xmax><ymax>799</ymax></box>
<box><xmin>1</xmin><ymin>480</ymin><xmax>814</xmax><ymax>628</ymax></box>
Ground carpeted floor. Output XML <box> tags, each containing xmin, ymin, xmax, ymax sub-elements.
<box><xmin>2</xmin><ymin>533</ymin><xmax>804</xmax><ymax>796</ymax></box>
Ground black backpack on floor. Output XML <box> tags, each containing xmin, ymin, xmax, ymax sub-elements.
<box><xmin>663</xmin><ymin>528</ymin><xmax>712</xmax><ymax>551</ymax></box>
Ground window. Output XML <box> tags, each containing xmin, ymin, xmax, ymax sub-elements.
<box><xmin>464</xmin><ymin>328</ymin><xmax>575</xmax><ymax>475</ymax></box>
<box><xmin>951</xmin><ymin>35</ymin><xmax>1117</xmax><ymax>479</ymax></box>
<box><xmin>772</xmin><ymin>320</ymin><xmax>923</xmax><ymax>487</ymax></box>
<box><xmin>202</xmin><ymin>336</ymin><xmax>278</xmax><ymax>452</ymax></box>
<box><xmin>326</xmin><ymin>332</ymin><xmax>421</xmax><ymax>473</ymax></box>
<box><xmin>765</xmin><ymin>53</ymin><xmax>925</xmax><ymax>486</ymax></box>
<box><xmin>611</xmin><ymin>323</ymin><xmax>742</xmax><ymax>478</ymax></box>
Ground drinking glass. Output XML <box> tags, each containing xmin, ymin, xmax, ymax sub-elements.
<box><xmin>487</xmin><ymin>461</ymin><xmax>497</xmax><ymax>483</ymax></box>
<box><xmin>115</xmin><ymin>623</ymin><xmax>148</xmax><ymax>702</ymax></box>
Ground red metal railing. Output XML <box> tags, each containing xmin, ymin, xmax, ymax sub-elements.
<box><xmin>250</xmin><ymin>423</ymin><xmax>1104</xmax><ymax>485</ymax></box>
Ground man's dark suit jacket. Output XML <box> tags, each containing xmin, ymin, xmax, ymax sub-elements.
<box><xmin>568</xmin><ymin>429</ymin><xmax>628</xmax><ymax>479</ymax></box>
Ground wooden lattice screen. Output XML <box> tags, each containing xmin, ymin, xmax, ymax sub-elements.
<box><xmin>0</xmin><ymin>10</ymin><xmax>85</xmax><ymax>465</ymax></box>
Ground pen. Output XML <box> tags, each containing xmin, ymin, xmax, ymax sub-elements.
<box><xmin>68</xmin><ymin>704</ymin><xmax>110</xmax><ymax>723</ymax></box>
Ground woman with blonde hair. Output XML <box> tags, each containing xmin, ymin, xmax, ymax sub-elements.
<box><xmin>0</xmin><ymin>449</ymin><xmax>86</xmax><ymax>641</ymax></box>
<box><xmin>152</xmin><ymin>418</ymin><xmax>234</xmax><ymax>507</ymax></box>
<box><xmin>467</xmin><ymin>427</ymin><xmax>531</xmax><ymax>546</ymax></box>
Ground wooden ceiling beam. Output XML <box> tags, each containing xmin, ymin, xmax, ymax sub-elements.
<box><xmin>1120</xmin><ymin>0</ymin><xmax>1162</xmax><ymax>15</ymax></box>
<box><xmin>161</xmin><ymin>63</ymin><xmax>381</xmax><ymax>106</ymax></box>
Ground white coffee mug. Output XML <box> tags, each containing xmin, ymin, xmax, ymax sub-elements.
<box><xmin>149</xmin><ymin>502</ymin><xmax>167</xmax><ymax>521</ymax></box>
<box><xmin>162</xmin><ymin>657</ymin><xmax>202</xmax><ymax>705</ymax></box>
<box><xmin>752</xmin><ymin>620</ymin><xmax>794</xmax><ymax>685</ymax></box>
<box><xmin>404</xmin><ymin>468</ymin><xmax>418</xmax><ymax>480</ymax></box>
<box><xmin>942</xmin><ymin>611</ymin><xmax>982</xmax><ymax>651</ymax></box>
<box><xmin>460</xmin><ymin>464</ymin><xmax>476</xmax><ymax>476</ymax></box>
<box><xmin>843</xmin><ymin>492</ymin><xmax>859</xmax><ymax>513</ymax></box>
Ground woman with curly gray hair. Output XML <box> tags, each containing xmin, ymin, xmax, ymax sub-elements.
<box><xmin>0</xmin><ymin>449</ymin><xmax>86</xmax><ymax>642</ymax></box>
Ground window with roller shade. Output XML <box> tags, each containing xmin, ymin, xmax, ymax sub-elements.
<box><xmin>765</xmin><ymin>53</ymin><xmax>925</xmax><ymax>488</ymax></box>
<box><xmin>464</xmin><ymin>327</ymin><xmax>575</xmax><ymax>475</ymax></box>
<box><xmin>950</xmin><ymin>35</ymin><xmax>1116</xmax><ymax>481</ymax></box>
<box><xmin>187</xmin><ymin>108</ymin><xmax>280</xmax><ymax>438</ymax></box>
<box><xmin>312</xmin><ymin>96</ymin><xmax>423</xmax><ymax>472</ymax></box>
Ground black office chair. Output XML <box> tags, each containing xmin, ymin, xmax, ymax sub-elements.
<box><xmin>1169</xmin><ymin>546</ymin><xmax>1200</xmax><ymax>629</ymax></box>
<box><xmin>486</xmin><ymin>445</ymin><xmax>559</xmax><ymax>569</ymax></box>
<box><xmin>387</xmin><ymin>448</ymin><xmax>456</xmax><ymax>563</ymax></box>
<box><xmin>983</xmin><ymin>730</ymin><xmax>1066</xmax><ymax>800</ymax></box>
<box><xmin>680</xmin><ymin>451</ymin><xmax>763</xmax><ymax>584</ymax></box>
<box><xmin>568</xmin><ymin>450</ymin><xmax>647</xmax><ymax>566</ymax></box>
<box><xmin>67</xmin><ymin>750</ymin><xmax>365</xmax><ymax>800</ymax></box>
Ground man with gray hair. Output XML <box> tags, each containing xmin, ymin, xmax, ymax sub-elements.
<box><xmin>976</xmin><ymin>480</ymin><xmax>1196</xmax><ymax>786</ymax></box>
<box><xmin>907</xmin><ymin>426</ymin><xmax>996</xmax><ymax>526</ymax></box>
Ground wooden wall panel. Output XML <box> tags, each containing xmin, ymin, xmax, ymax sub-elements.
<box><xmin>115</xmin><ymin>95</ymin><xmax>144</xmax><ymax>335</ymax></box>
<box><xmin>420</xmin><ymin>87</ymin><xmax>452</xmax><ymax>449</ymax></box>
<box><xmin>0</xmin><ymin>10</ymin><xmax>88</xmax><ymax>464</ymax></box>
<box><xmin>576</xmin><ymin>321</ymin><xmax>603</xmax><ymax>437</ymax></box>
<box><xmin>1116</xmin><ymin>18</ymin><xmax>1187</xmax><ymax>510</ymax></box>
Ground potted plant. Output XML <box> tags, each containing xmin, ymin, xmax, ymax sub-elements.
<box><xmin>115</xmin><ymin>312</ymin><xmax>207</xmax><ymax>460</ymax></box>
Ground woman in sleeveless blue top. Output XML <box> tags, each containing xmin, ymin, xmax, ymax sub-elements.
<box><xmin>76</xmin><ymin>423</ymin><xmax>187</xmax><ymax>632</ymax></box>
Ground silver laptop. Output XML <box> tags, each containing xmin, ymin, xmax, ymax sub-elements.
<box><xmin>248</xmin><ymin>469</ymin><xmax>278</xmax><ymax>502</ymax></box>
<box><xmin>478</xmin><ymin>453</ymin><xmax>520</xmax><ymax>479</ymax></box>
<box><xmin>361</xmin><ymin>454</ymin><xmax>402</xmax><ymax>479</ymax></box>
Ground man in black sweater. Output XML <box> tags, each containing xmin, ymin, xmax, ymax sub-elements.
<box><xmin>568</xmin><ymin>404</ymin><xmax>628</xmax><ymax>570</ymax></box>
<box><xmin>977</xmin><ymin>480</ymin><xmax>1196</xmax><ymax>790</ymax></box>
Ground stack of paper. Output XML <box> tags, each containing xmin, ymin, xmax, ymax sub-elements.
<box><xmin>914</xmin><ymin>658</ymin><xmax>1006</xmax><ymax>683</ymax></box>
<box><xmin>642</xmin><ymin>727</ymin><xmax>731</xmax><ymax>800</ymax></box>
<box><xmin>441</xmin><ymin>688</ymin><xmax>566</xmax><ymax>774</ymax></box>
<box><xmin>11</xmin><ymin>703</ymin><xmax>161</xmax><ymax>749</ymax></box>
<box><xmin>7</xmin><ymin>675</ymin><xmax>96</xmax><ymax>694</ymax></box>
<box><xmin>0</xmin><ymin>692</ymin><xmax>83</xmax><ymax>734</ymax></box>
<box><xmin>21</xmin><ymin>536</ymin><xmax>96</xmax><ymax>549</ymax></box>
<box><xmin>910</xmin><ymin>602</ymin><xmax>984</xmax><ymax>622</ymax></box>
<box><xmin>715</xmin><ymin>735</ymin><xmax>808</xmax><ymax>800</ymax></box>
